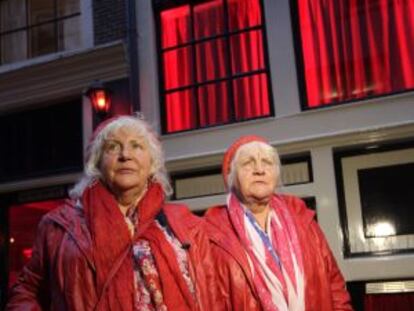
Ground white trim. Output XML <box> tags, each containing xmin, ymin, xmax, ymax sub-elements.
<box><xmin>0</xmin><ymin>42</ymin><xmax>128</xmax><ymax>113</ymax></box>
<box><xmin>81</xmin><ymin>0</ymin><xmax>94</xmax><ymax>49</ymax></box>
<box><xmin>137</xmin><ymin>0</ymin><xmax>162</xmax><ymax>132</ymax></box>
<box><xmin>263</xmin><ymin>0</ymin><xmax>301</xmax><ymax>117</ymax></box>
<box><xmin>341</xmin><ymin>148</ymin><xmax>414</xmax><ymax>254</ymax></box>
<box><xmin>366</xmin><ymin>280</ymin><xmax>414</xmax><ymax>294</ymax></box>
<box><xmin>82</xmin><ymin>95</ymin><xmax>93</xmax><ymax>158</ymax></box>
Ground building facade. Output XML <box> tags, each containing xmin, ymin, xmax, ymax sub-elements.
<box><xmin>1</xmin><ymin>0</ymin><xmax>414</xmax><ymax>309</ymax></box>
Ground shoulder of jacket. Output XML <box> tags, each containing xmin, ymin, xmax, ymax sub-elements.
<box><xmin>163</xmin><ymin>202</ymin><xmax>203</xmax><ymax>227</ymax></box>
<box><xmin>276</xmin><ymin>194</ymin><xmax>315</xmax><ymax>224</ymax></box>
<box><xmin>163</xmin><ymin>202</ymin><xmax>192</xmax><ymax>218</ymax></box>
<box><xmin>204</xmin><ymin>205</ymin><xmax>227</xmax><ymax>220</ymax></box>
<box><xmin>41</xmin><ymin>200</ymin><xmax>84</xmax><ymax>230</ymax></box>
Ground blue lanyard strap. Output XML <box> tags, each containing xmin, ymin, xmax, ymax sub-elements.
<box><xmin>245</xmin><ymin>209</ymin><xmax>282</xmax><ymax>269</ymax></box>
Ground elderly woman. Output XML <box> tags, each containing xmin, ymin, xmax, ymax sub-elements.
<box><xmin>7</xmin><ymin>115</ymin><xmax>216</xmax><ymax>310</ymax></box>
<box><xmin>206</xmin><ymin>136</ymin><xmax>353</xmax><ymax>311</ymax></box>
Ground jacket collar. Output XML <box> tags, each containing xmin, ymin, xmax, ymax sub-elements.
<box><xmin>45</xmin><ymin>199</ymin><xmax>95</xmax><ymax>270</ymax></box>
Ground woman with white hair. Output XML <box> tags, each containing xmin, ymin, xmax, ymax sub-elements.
<box><xmin>206</xmin><ymin>135</ymin><xmax>353</xmax><ymax>311</ymax></box>
<box><xmin>7</xmin><ymin>115</ymin><xmax>217</xmax><ymax>310</ymax></box>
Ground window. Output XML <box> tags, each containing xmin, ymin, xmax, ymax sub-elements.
<box><xmin>156</xmin><ymin>0</ymin><xmax>272</xmax><ymax>133</ymax></box>
<box><xmin>7</xmin><ymin>197</ymin><xmax>66</xmax><ymax>288</ymax></box>
<box><xmin>334</xmin><ymin>142</ymin><xmax>414</xmax><ymax>257</ymax></box>
<box><xmin>0</xmin><ymin>0</ymin><xmax>81</xmax><ymax>65</ymax></box>
<box><xmin>0</xmin><ymin>99</ymin><xmax>83</xmax><ymax>182</ymax></box>
<box><xmin>294</xmin><ymin>0</ymin><xmax>414</xmax><ymax>108</ymax></box>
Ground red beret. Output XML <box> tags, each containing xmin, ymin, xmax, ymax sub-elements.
<box><xmin>222</xmin><ymin>135</ymin><xmax>267</xmax><ymax>188</ymax></box>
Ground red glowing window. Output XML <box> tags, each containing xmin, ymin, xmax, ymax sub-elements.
<box><xmin>295</xmin><ymin>0</ymin><xmax>414</xmax><ymax>108</ymax></box>
<box><xmin>158</xmin><ymin>0</ymin><xmax>272</xmax><ymax>133</ymax></box>
<box><xmin>8</xmin><ymin>199</ymin><xmax>65</xmax><ymax>288</ymax></box>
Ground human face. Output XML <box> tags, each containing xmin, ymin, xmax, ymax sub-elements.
<box><xmin>234</xmin><ymin>144</ymin><xmax>277</xmax><ymax>207</ymax></box>
<box><xmin>100</xmin><ymin>127</ymin><xmax>152</xmax><ymax>197</ymax></box>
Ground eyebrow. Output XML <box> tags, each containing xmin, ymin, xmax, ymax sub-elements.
<box><xmin>104</xmin><ymin>138</ymin><xmax>144</xmax><ymax>143</ymax></box>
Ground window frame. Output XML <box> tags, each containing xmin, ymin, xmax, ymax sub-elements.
<box><xmin>290</xmin><ymin>0</ymin><xmax>414</xmax><ymax>111</ymax></box>
<box><xmin>334</xmin><ymin>140</ymin><xmax>414</xmax><ymax>258</ymax></box>
<box><xmin>154</xmin><ymin>0</ymin><xmax>274</xmax><ymax>134</ymax></box>
<box><xmin>0</xmin><ymin>0</ymin><xmax>81</xmax><ymax>65</ymax></box>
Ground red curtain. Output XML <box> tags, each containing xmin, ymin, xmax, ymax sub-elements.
<box><xmin>161</xmin><ymin>0</ymin><xmax>270</xmax><ymax>133</ymax></box>
<box><xmin>365</xmin><ymin>293</ymin><xmax>414</xmax><ymax>311</ymax></box>
<box><xmin>298</xmin><ymin>0</ymin><xmax>414</xmax><ymax>107</ymax></box>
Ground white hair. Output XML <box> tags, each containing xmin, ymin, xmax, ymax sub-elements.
<box><xmin>69</xmin><ymin>114</ymin><xmax>172</xmax><ymax>199</ymax></box>
<box><xmin>227</xmin><ymin>141</ymin><xmax>281</xmax><ymax>191</ymax></box>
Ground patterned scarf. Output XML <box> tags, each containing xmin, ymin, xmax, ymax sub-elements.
<box><xmin>82</xmin><ymin>180</ymin><xmax>165</xmax><ymax>310</ymax></box>
<box><xmin>227</xmin><ymin>193</ymin><xmax>305</xmax><ymax>311</ymax></box>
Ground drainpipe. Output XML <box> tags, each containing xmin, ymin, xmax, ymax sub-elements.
<box><xmin>125</xmin><ymin>0</ymin><xmax>140</xmax><ymax>112</ymax></box>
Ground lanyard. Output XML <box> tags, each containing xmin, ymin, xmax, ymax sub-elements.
<box><xmin>245</xmin><ymin>209</ymin><xmax>282</xmax><ymax>269</ymax></box>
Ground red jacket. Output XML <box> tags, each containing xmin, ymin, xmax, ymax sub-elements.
<box><xmin>205</xmin><ymin>194</ymin><xmax>353</xmax><ymax>311</ymax></box>
<box><xmin>6</xmin><ymin>202</ymin><xmax>217</xmax><ymax>311</ymax></box>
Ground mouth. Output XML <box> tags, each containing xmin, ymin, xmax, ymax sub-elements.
<box><xmin>116</xmin><ymin>168</ymin><xmax>136</xmax><ymax>174</ymax></box>
<box><xmin>253</xmin><ymin>180</ymin><xmax>266</xmax><ymax>184</ymax></box>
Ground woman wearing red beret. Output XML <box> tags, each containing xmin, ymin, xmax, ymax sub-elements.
<box><xmin>206</xmin><ymin>136</ymin><xmax>353</xmax><ymax>311</ymax></box>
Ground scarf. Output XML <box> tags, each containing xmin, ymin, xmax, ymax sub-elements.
<box><xmin>82</xmin><ymin>180</ymin><xmax>164</xmax><ymax>310</ymax></box>
<box><xmin>227</xmin><ymin>193</ymin><xmax>305</xmax><ymax>311</ymax></box>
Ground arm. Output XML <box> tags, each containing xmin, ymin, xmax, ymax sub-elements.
<box><xmin>312</xmin><ymin>222</ymin><xmax>353</xmax><ymax>311</ymax></box>
<box><xmin>6</xmin><ymin>218</ymin><xmax>51</xmax><ymax>310</ymax></box>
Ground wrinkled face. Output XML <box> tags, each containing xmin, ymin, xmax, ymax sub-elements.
<box><xmin>100</xmin><ymin>127</ymin><xmax>152</xmax><ymax>196</ymax></box>
<box><xmin>234</xmin><ymin>144</ymin><xmax>277</xmax><ymax>206</ymax></box>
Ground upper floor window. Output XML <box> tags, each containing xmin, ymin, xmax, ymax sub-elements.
<box><xmin>156</xmin><ymin>0</ymin><xmax>273</xmax><ymax>134</ymax></box>
<box><xmin>294</xmin><ymin>0</ymin><xmax>414</xmax><ymax>108</ymax></box>
<box><xmin>0</xmin><ymin>0</ymin><xmax>81</xmax><ymax>65</ymax></box>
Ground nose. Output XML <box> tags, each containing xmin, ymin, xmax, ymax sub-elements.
<box><xmin>253</xmin><ymin>161</ymin><xmax>265</xmax><ymax>174</ymax></box>
<box><xmin>118</xmin><ymin>145</ymin><xmax>132</xmax><ymax>160</ymax></box>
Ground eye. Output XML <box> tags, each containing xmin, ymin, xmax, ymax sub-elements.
<box><xmin>239</xmin><ymin>158</ymin><xmax>254</xmax><ymax>170</ymax></box>
<box><xmin>130</xmin><ymin>141</ymin><xmax>143</xmax><ymax>150</ymax></box>
<box><xmin>241</xmin><ymin>159</ymin><xmax>252</xmax><ymax>166</ymax></box>
<box><xmin>262</xmin><ymin>158</ymin><xmax>274</xmax><ymax>166</ymax></box>
<box><xmin>104</xmin><ymin>141</ymin><xmax>121</xmax><ymax>154</ymax></box>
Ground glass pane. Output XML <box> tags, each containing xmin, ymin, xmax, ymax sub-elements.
<box><xmin>230</xmin><ymin>30</ymin><xmax>264</xmax><ymax>74</ymax></box>
<box><xmin>161</xmin><ymin>5</ymin><xmax>190</xmax><ymax>48</ymax></box>
<box><xmin>198</xmin><ymin>81</ymin><xmax>229</xmax><ymax>127</ymax></box>
<box><xmin>28</xmin><ymin>0</ymin><xmax>54</xmax><ymax>25</ymax></box>
<box><xmin>58</xmin><ymin>16</ymin><xmax>81</xmax><ymax>51</ymax></box>
<box><xmin>194</xmin><ymin>0</ymin><xmax>224</xmax><ymax>39</ymax></box>
<box><xmin>0</xmin><ymin>0</ymin><xmax>26</xmax><ymax>32</ymax></box>
<box><xmin>8</xmin><ymin>199</ymin><xmax>65</xmax><ymax>288</ymax></box>
<box><xmin>1</xmin><ymin>31</ymin><xmax>27</xmax><ymax>64</ymax></box>
<box><xmin>297</xmin><ymin>0</ymin><xmax>414</xmax><ymax>107</ymax></box>
<box><xmin>58</xmin><ymin>0</ymin><xmax>80</xmax><ymax>17</ymax></box>
<box><xmin>165</xmin><ymin>90</ymin><xmax>195</xmax><ymax>133</ymax></box>
<box><xmin>359</xmin><ymin>163</ymin><xmax>414</xmax><ymax>238</ymax></box>
<box><xmin>228</xmin><ymin>0</ymin><xmax>261</xmax><ymax>32</ymax></box>
<box><xmin>232</xmin><ymin>73</ymin><xmax>270</xmax><ymax>120</ymax></box>
<box><xmin>195</xmin><ymin>38</ymin><xmax>227</xmax><ymax>83</ymax></box>
<box><xmin>163</xmin><ymin>46</ymin><xmax>193</xmax><ymax>90</ymax></box>
<box><xmin>30</xmin><ymin>23</ymin><xmax>56</xmax><ymax>57</ymax></box>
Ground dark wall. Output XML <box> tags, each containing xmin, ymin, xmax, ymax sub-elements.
<box><xmin>0</xmin><ymin>100</ymin><xmax>83</xmax><ymax>183</ymax></box>
<box><xmin>93</xmin><ymin>0</ymin><xmax>127</xmax><ymax>45</ymax></box>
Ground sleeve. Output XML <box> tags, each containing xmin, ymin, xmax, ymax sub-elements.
<box><xmin>312</xmin><ymin>222</ymin><xmax>354</xmax><ymax>311</ymax></box>
<box><xmin>5</xmin><ymin>217</ymin><xmax>52</xmax><ymax>310</ymax></box>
